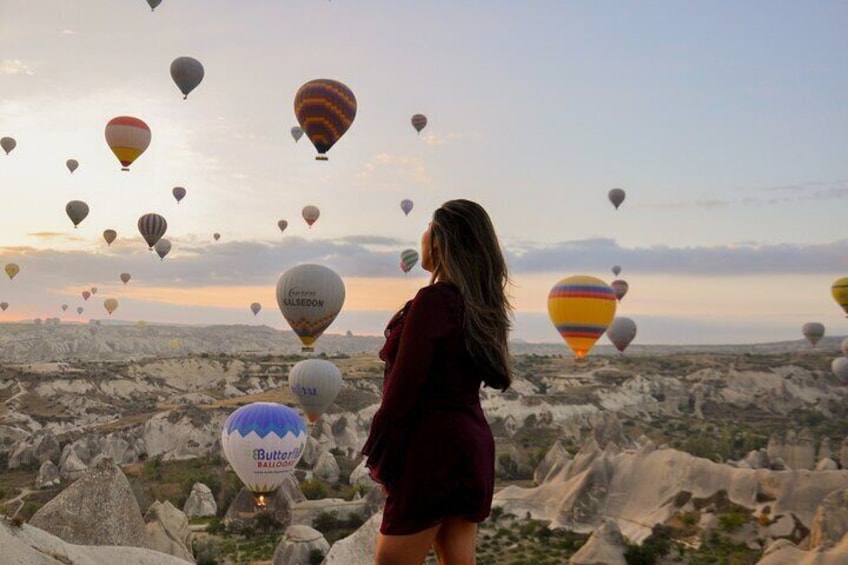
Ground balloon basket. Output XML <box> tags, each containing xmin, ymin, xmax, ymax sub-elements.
<box><xmin>315</xmin><ymin>155</ymin><xmax>328</xmax><ymax>161</ymax></box>
<box><xmin>253</xmin><ymin>494</ymin><xmax>268</xmax><ymax>510</ymax></box>
<box><xmin>301</xmin><ymin>346</ymin><xmax>314</xmax><ymax>353</ymax></box>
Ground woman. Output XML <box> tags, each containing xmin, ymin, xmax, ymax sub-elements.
<box><xmin>362</xmin><ymin>199</ymin><xmax>513</xmax><ymax>564</ymax></box>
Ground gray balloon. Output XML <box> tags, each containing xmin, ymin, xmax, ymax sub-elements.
<box><xmin>801</xmin><ymin>322</ymin><xmax>825</xmax><ymax>347</ymax></box>
<box><xmin>608</xmin><ymin>188</ymin><xmax>626</xmax><ymax>210</ymax></box>
<box><xmin>154</xmin><ymin>238</ymin><xmax>171</xmax><ymax>260</ymax></box>
<box><xmin>65</xmin><ymin>200</ymin><xmax>89</xmax><ymax>228</ymax></box>
<box><xmin>607</xmin><ymin>317</ymin><xmax>637</xmax><ymax>353</ymax></box>
<box><xmin>832</xmin><ymin>357</ymin><xmax>848</xmax><ymax>380</ymax></box>
<box><xmin>170</xmin><ymin>57</ymin><xmax>204</xmax><ymax>99</ymax></box>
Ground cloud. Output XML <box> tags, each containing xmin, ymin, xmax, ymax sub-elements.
<box><xmin>356</xmin><ymin>153</ymin><xmax>429</xmax><ymax>185</ymax></box>
<box><xmin>421</xmin><ymin>131</ymin><xmax>483</xmax><ymax>146</ymax></box>
<box><xmin>645</xmin><ymin>180</ymin><xmax>848</xmax><ymax>210</ymax></box>
<box><xmin>27</xmin><ymin>232</ymin><xmax>84</xmax><ymax>242</ymax></box>
<box><xmin>506</xmin><ymin>237</ymin><xmax>848</xmax><ymax>276</ymax></box>
<box><xmin>0</xmin><ymin>59</ymin><xmax>34</xmax><ymax>76</ymax></box>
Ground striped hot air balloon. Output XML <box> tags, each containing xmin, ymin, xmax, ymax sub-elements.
<box><xmin>276</xmin><ymin>264</ymin><xmax>345</xmax><ymax>352</ymax></box>
<box><xmin>138</xmin><ymin>213</ymin><xmax>167</xmax><ymax>250</ymax></box>
<box><xmin>411</xmin><ymin>114</ymin><xmax>428</xmax><ymax>134</ymax></box>
<box><xmin>220</xmin><ymin>402</ymin><xmax>306</xmax><ymax>505</ymax></box>
<box><xmin>833</xmin><ymin>278</ymin><xmax>848</xmax><ymax>317</ymax></box>
<box><xmin>294</xmin><ymin>79</ymin><xmax>357</xmax><ymax>161</ymax></box>
<box><xmin>105</xmin><ymin>116</ymin><xmax>151</xmax><ymax>171</ymax></box>
<box><xmin>548</xmin><ymin>275</ymin><xmax>617</xmax><ymax>359</ymax></box>
<box><xmin>400</xmin><ymin>249</ymin><xmax>419</xmax><ymax>273</ymax></box>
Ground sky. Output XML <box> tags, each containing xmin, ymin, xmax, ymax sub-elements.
<box><xmin>0</xmin><ymin>0</ymin><xmax>846</xmax><ymax>345</ymax></box>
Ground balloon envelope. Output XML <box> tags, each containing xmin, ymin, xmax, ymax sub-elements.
<box><xmin>0</xmin><ymin>302</ymin><xmax>7</xmax><ymax>311</ymax></box>
<box><xmin>5</xmin><ymin>263</ymin><xmax>20</xmax><ymax>280</ymax></box>
<box><xmin>832</xmin><ymin>357</ymin><xmax>848</xmax><ymax>380</ymax></box>
<box><xmin>801</xmin><ymin>322</ymin><xmax>825</xmax><ymax>347</ymax></box>
<box><xmin>611</xmin><ymin>265</ymin><xmax>621</xmax><ymax>277</ymax></box>
<box><xmin>250</xmin><ymin>302</ymin><xmax>261</xmax><ymax>316</ymax></box>
<box><xmin>289</xmin><ymin>359</ymin><xmax>343</xmax><ymax>423</ymax></box>
<box><xmin>213</xmin><ymin>232</ymin><xmax>221</xmax><ymax>241</ymax></box>
<box><xmin>291</xmin><ymin>126</ymin><xmax>303</xmax><ymax>143</ymax></box>
<box><xmin>276</xmin><ymin>264</ymin><xmax>345</xmax><ymax>351</ymax></box>
<box><xmin>608</xmin><ymin>188</ymin><xmax>626</xmax><ymax>210</ymax></box>
<box><xmin>66</xmin><ymin>159</ymin><xmax>79</xmax><ymax>173</ymax></box>
<box><xmin>294</xmin><ymin>79</ymin><xmax>357</xmax><ymax>160</ymax></box>
<box><xmin>400</xmin><ymin>248</ymin><xmax>419</xmax><ymax>273</ymax></box>
<box><xmin>61</xmin><ymin>304</ymin><xmax>68</xmax><ymax>311</ymax></box>
<box><xmin>170</xmin><ymin>56</ymin><xmax>204</xmax><ymax>99</ymax></box>
<box><xmin>832</xmin><ymin>278</ymin><xmax>848</xmax><ymax>316</ymax></box>
<box><xmin>220</xmin><ymin>402</ymin><xmax>306</xmax><ymax>495</ymax></box>
<box><xmin>400</xmin><ymin>199</ymin><xmax>413</xmax><ymax>216</ymax></box>
<box><xmin>277</xmin><ymin>219</ymin><xmax>288</xmax><ymax>233</ymax></box>
<box><xmin>65</xmin><ymin>200</ymin><xmax>89</xmax><ymax>228</ymax></box>
<box><xmin>154</xmin><ymin>238</ymin><xmax>171</xmax><ymax>260</ymax></box>
<box><xmin>82</xmin><ymin>290</ymin><xmax>90</xmax><ymax>301</ymax></box>
<box><xmin>138</xmin><ymin>213</ymin><xmax>167</xmax><ymax>249</ymax></box>
<box><xmin>548</xmin><ymin>275</ymin><xmax>617</xmax><ymax>359</ymax></box>
<box><xmin>103</xmin><ymin>229</ymin><xmax>117</xmax><ymax>246</ymax></box>
<box><xmin>90</xmin><ymin>287</ymin><xmax>97</xmax><ymax>295</ymax></box>
<box><xmin>120</xmin><ymin>272</ymin><xmax>131</xmax><ymax>284</ymax></box>
<box><xmin>147</xmin><ymin>0</ymin><xmax>162</xmax><ymax>10</ymax></box>
<box><xmin>172</xmin><ymin>186</ymin><xmax>186</xmax><ymax>203</ymax></box>
<box><xmin>607</xmin><ymin>317</ymin><xmax>637</xmax><ymax>353</ymax></box>
<box><xmin>302</xmin><ymin>205</ymin><xmax>320</xmax><ymax>227</ymax></box>
<box><xmin>104</xmin><ymin>298</ymin><xmax>118</xmax><ymax>315</ymax></box>
<box><xmin>1</xmin><ymin>137</ymin><xmax>16</xmax><ymax>155</ymax></box>
<box><xmin>611</xmin><ymin>279</ymin><xmax>629</xmax><ymax>302</ymax></box>
<box><xmin>411</xmin><ymin>114</ymin><xmax>427</xmax><ymax>134</ymax></box>
<box><xmin>105</xmin><ymin>116</ymin><xmax>150</xmax><ymax>171</ymax></box>
<box><xmin>76</xmin><ymin>306</ymin><xmax>83</xmax><ymax>314</ymax></box>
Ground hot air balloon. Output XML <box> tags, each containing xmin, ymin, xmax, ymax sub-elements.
<box><xmin>5</xmin><ymin>263</ymin><xmax>20</xmax><ymax>280</ymax></box>
<box><xmin>103</xmin><ymin>229</ymin><xmax>117</xmax><ymax>246</ymax></box>
<box><xmin>278</xmin><ymin>219</ymin><xmax>288</xmax><ymax>234</ymax></box>
<box><xmin>832</xmin><ymin>357</ymin><xmax>848</xmax><ymax>380</ymax></box>
<box><xmin>213</xmin><ymin>232</ymin><xmax>221</xmax><ymax>242</ymax></box>
<box><xmin>138</xmin><ymin>213</ymin><xmax>167</xmax><ymax>250</ymax></box>
<box><xmin>90</xmin><ymin>287</ymin><xmax>98</xmax><ymax>295</ymax></box>
<box><xmin>276</xmin><ymin>264</ymin><xmax>345</xmax><ymax>352</ymax></box>
<box><xmin>607</xmin><ymin>317</ymin><xmax>637</xmax><ymax>353</ymax></box>
<box><xmin>1</xmin><ymin>137</ymin><xmax>15</xmax><ymax>155</ymax></box>
<box><xmin>291</xmin><ymin>126</ymin><xmax>303</xmax><ymax>143</ymax></box>
<box><xmin>154</xmin><ymin>238</ymin><xmax>171</xmax><ymax>260</ymax></box>
<box><xmin>289</xmin><ymin>359</ymin><xmax>342</xmax><ymax>423</ymax></box>
<box><xmin>105</xmin><ymin>116</ymin><xmax>151</xmax><ymax>171</ymax></box>
<box><xmin>170</xmin><ymin>57</ymin><xmax>204</xmax><ymax>99</ymax></box>
<box><xmin>608</xmin><ymin>188</ymin><xmax>626</xmax><ymax>210</ymax></box>
<box><xmin>411</xmin><ymin>114</ymin><xmax>428</xmax><ymax>134</ymax></box>
<box><xmin>65</xmin><ymin>200</ymin><xmax>89</xmax><ymax>228</ymax></box>
<box><xmin>104</xmin><ymin>298</ymin><xmax>118</xmax><ymax>315</ymax></box>
<box><xmin>82</xmin><ymin>290</ymin><xmax>91</xmax><ymax>301</ymax></box>
<box><xmin>294</xmin><ymin>79</ymin><xmax>357</xmax><ymax>161</ymax></box>
<box><xmin>0</xmin><ymin>302</ymin><xmax>7</xmax><ymax>311</ymax></box>
<box><xmin>250</xmin><ymin>302</ymin><xmax>262</xmax><ymax>316</ymax></box>
<box><xmin>302</xmin><ymin>206</ymin><xmax>319</xmax><ymax>227</ymax></box>
<box><xmin>61</xmin><ymin>304</ymin><xmax>68</xmax><ymax>312</ymax></box>
<box><xmin>548</xmin><ymin>275</ymin><xmax>617</xmax><ymax>360</ymax></box>
<box><xmin>120</xmin><ymin>272</ymin><xmax>131</xmax><ymax>284</ymax></box>
<box><xmin>400</xmin><ymin>199</ymin><xmax>413</xmax><ymax>216</ymax></box>
<box><xmin>842</xmin><ymin>337</ymin><xmax>848</xmax><ymax>356</ymax></box>
<box><xmin>400</xmin><ymin>249</ymin><xmax>419</xmax><ymax>274</ymax></box>
<box><xmin>832</xmin><ymin>278</ymin><xmax>848</xmax><ymax>317</ymax></box>
<box><xmin>66</xmin><ymin>159</ymin><xmax>79</xmax><ymax>173</ymax></box>
<box><xmin>802</xmin><ymin>322</ymin><xmax>825</xmax><ymax>347</ymax></box>
<box><xmin>220</xmin><ymin>402</ymin><xmax>306</xmax><ymax>507</ymax></box>
<box><xmin>76</xmin><ymin>306</ymin><xmax>83</xmax><ymax>315</ymax></box>
<box><xmin>611</xmin><ymin>279</ymin><xmax>629</xmax><ymax>302</ymax></box>
<box><xmin>611</xmin><ymin>265</ymin><xmax>622</xmax><ymax>277</ymax></box>
<box><xmin>146</xmin><ymin>0</ymin><xmax>161</xmax><ymax>11</ymax></box>
<box><xmin>172</xmin><ymin>186</ymin><xmax>186</xmax><ymax>203</ymax></box>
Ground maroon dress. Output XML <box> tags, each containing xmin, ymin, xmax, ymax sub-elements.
<box><xmin>361</xmin><ymin>281</ymin><xmax>495</xmax><ymax>535</ymax></box>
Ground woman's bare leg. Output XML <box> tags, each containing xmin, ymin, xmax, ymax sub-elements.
<box><xmin>375</xmin><ymin>523</ymin><xmax>441</xmax><ymax>565</ymax></box>
<box><xmin>433</xmin><ymin>516</ymin><xmax>477</xmax><ymax>565</ymax></box>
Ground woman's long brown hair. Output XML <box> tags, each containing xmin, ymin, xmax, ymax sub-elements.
<box><xmin>429</xmin><ymin>199</ymin><xmax>513</xmax><ymax>390</ymax></box>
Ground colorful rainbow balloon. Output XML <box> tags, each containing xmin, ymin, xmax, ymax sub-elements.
<box><xmin>105</xmin><ymin>116</ymin><xmax>151</xmax><ymax>171</ymax></box>
<box><xmin>294</xmin><ymin>79</ymin><xmax>356</xmax><ymax>161</ymax></box>
<box><xmin>548</xmin><ymin>275</ymin><xmax>616</xmax><ymax>359</ymax></box>
<box><xmin>832</xmin><ymin>277</ymin><xmax>848</xmax><ymax>317</ymax></box>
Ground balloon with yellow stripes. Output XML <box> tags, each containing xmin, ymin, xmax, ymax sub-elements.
<box><xmin>548</xmin><ymin>275</ymin><xmax>616</xmax><ymax>359</ymax></box>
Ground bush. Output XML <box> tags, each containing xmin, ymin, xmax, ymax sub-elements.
<box><xmin>309</xmin><ymin>549</ymin><xmax>325</xmax><ymax>565</ymax></box>
<box><xmin>301</xmin><ymin>479</ymin><xmax>329</xmax><ymax>500</ymax></box>
<box><xmin>718</xmin><ymin>511</ymin><xmax>748</xmax><ymax>533</ymax></box>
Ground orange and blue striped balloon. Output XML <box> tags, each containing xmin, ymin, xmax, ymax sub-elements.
<box><xmin>833</xmin><ymin>277</ymin><xmax>848</xmax><ymax>317</ymax></box>
<box><xmin>294</xmin><ymin>79</ymin><xmax>356</xmax><ymax>161</ymax></box>
<box><xmin>548</xmin><ymin>275</ymin><xmax>617</xmax><ymax>359</ymax></box>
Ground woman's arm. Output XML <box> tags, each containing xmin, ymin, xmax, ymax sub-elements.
<box><xmin>377</xmin><ymin>284</ymin><xmax>457</xmax><ymax>424</ymax></box>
